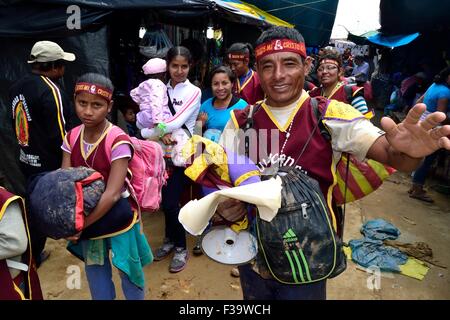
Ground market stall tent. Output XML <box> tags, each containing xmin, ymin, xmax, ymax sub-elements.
<box><xmin>0</xmin><ymin>0</ymin><xmax>292</xmax><ymax>194</ymax></box>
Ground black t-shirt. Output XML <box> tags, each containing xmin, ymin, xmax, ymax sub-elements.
<box><xmin>9</xmin><ymin>73</ymin><xmax>75</xmax><ymax>179</ymax></box>
<box><xmin>211</xmin><ymin>94</ymin><xmax>242</xmax><ymax>109</ymax></box>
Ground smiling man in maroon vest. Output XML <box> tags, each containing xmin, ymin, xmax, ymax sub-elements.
<box><xmin>217</xmin><ymin>26</ymin><xmax>450</xmax><ymax>300</ymax></box>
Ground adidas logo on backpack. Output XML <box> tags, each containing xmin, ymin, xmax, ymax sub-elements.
<box><xmin>283</xmin><ymin>228</ymin><xmax>299</xmax><ymax>247</ymax></box>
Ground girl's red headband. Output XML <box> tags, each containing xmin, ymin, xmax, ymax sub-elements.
<box><xmin>319</xmin><ymin>59</ymin><xmax>339</xmax><ymax>66</ymax></box>
<box><xmin>228</xmin><ymin>53</ymin><xmax>249</xmax><ymax>61</ymax></box>
<box><xmin>74</xmin><ymin>82</ymin><xmax>113</xmax><ymax>102</ymax></box>
<box><xmin>255</xmin><ymin>39</ymin><xmax>306</xmax><ymax>61</ymax></box>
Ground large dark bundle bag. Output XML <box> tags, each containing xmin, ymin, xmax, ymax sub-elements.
<box><xmin>256</xmin><ymin>168</ymin><xmax>346</xmax><ymax>284</ymax></box>
<box><xmin>29</xmin><ymin>167</ymin><xmax>105</xmax><ymax>240</ymax></box>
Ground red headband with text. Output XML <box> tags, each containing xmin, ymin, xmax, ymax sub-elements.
<box><xmin>319</xmin><ymin>59</ymin><xmax>339</xmax><ymax>66</ymax></box>
<box><xmin>75</xmin><ymin>82</ymin><xmax>113</xmax><ymax>102</ymax></box>
<box><xmin>255</xmin><ymin>39</ymin><xmax>306</xmax><ymax>61</ymax></box>
<box><xmin>228</xmin><ymin>53</ymin><xmax>249</xmax><ymax>61</ymax></box>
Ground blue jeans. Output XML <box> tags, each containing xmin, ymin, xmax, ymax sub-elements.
<box><xmin>161</xmin><ymin>166</ymin><xmax>187</xmax><ymax>248</ymax></box>
<box><xmin>412</xmin><ymin>152</ymin><xmax>438</xmax><ymax>186</ymax></box>
<box><xmin>85</xmin><ymin>257</ymin><xmax>145</xmax><ymax>300</ymax></box>
<box><xmin>238</xmin><ymin>264</ymin><xmax>327</xmax><ymax>300</ymax></box>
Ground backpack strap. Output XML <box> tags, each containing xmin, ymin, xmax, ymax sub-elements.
<box><xmin>67</xmin><ymin>124</ymin><xmax>126</xmax><ymax>161</ymax></box>
<box><xmin>67</xmin><ymin>125</ymin><xmax>83</xmax><ymax>150</ymax></box>
<box><xmin>103</xmin><ymin>126</ymin><xmax>143</xmax><ymax>222</ymax></box>
<box><xmin>341</xmin><ymin>153</ymin><xmax>351</xmax><ymax>239</ymax></box>
<box><xmin>312</xmin><ymin>97</ymin><xmax>350</xmax><ymax>235</ymax></box>
<box><xmin>166</xmin><ymin>90</ymin><xmax>192</xmax><ymax>138</ymax></box>
<box><xmin>310</xmin><ymin>97</ymin><xmax>331</xmax><ymax>141</ymax></box>
<box><xmin>103</xmin><ymin>125</ymin><xmax>130</xmax><ymax>163</ymax></box>
<box><xmin>343</xmin><ymin>85</ymin><xmax>354</xmax><ymax>103</ymax></box>
<box><xmin>344</xmin><ymin>84</ymin><xmax>365</xmax><ymax>103</ymax></box>
<box><xmin>291</xmin><ymin>97</ymin><xmax>329</xmax><ymax>166</ymax></box>
<box><xmin>243</xmin><ymin>103</ymin><xmax>262</xmax><ymax>158</ymax></box>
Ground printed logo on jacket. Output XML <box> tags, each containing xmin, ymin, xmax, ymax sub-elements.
<box><xmin>12</xmin><ymin>94</ymin><xmax>32</xmax><ymax>147</ymax></box>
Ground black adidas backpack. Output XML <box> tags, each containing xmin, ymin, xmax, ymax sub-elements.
<box><xmin>256</xmin><ymin>167</ymin><xmax>346</xmax><ymax>284</ymax></box>
<box><xmin>243</xmin><ymin>99</ymin><xmax>346</xmax><ymax>284</ymax></box>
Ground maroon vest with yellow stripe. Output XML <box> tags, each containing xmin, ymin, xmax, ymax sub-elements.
<box><xmin>233</xmin><ymin>70</ymin><xmax>265</xmax><ymax>105</ymax></box>
<box><xmin>233</xmin><ymin>95</ymin><xmax>372</xmax><ymax>236</ymax></box>
<box><xmin>0</xmin><ymin>188</ymin><xmax>43</xmax><ymax>300</ymax></box>
<box><xmin>234</xmin><ymin>96</ymin><xmax>334</xmax><ymax>195</ymax></box>
<box><xmin>68</xmin><ymin>125</ymin><xmax>131</xmax><ymax>183</ymax></box>
<box><xmin>67</xmin><ymin>125</ymin><xmax>138</xmax><ymax>237</ymax></box>
<box><xmin>309</xmin><ymin>83</ymin><xmax>363</xmax><ymax>104</ymax></box>
<box><xmin>232</xmin><ymin>96</ymin><xmax>336</xmax><ymax>220</ymax></box>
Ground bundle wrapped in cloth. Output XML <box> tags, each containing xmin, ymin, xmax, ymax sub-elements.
<box><xmin>29</xmin><ymin>167</ymin><xmax>105</xmax><ymax>239</ymax></box>
<box><xmin>179</xmin><ymin>135</ymin><xmax>282</xmax><ymax>235</ymax></box>
<box><xmin>182</xmin><ymin>135</ymin><xmax>261</xmax><ymax>196</ymax></box>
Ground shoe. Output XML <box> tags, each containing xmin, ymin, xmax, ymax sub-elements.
<box><xmin>169</xmin><ymin>247</ymin><xmax>189</xmax><ymax>273</ymax></box>
<box><xmin>192</xmin><ymin>238</ymin><xmax>203</xmax><ymax>256</ymax></box>
<box><xmin>408</xmin><ymin>184</ymin><xmax>434</xmax><ymax>203</ymax></box>
<box><xmin>409</xmin><ymin>192</ymin><xmax>434</xmax><ymax>203</ymax></box>
<box><xmin>154</xmin><ymin>238</ymin><xmax>175</xmax><ymax>261</ymax></box>
<box><xmin>230</xmin><ymin>267</ymin><xmax>240</xmax><ymax>277</ymax></box>
<box><xmin>192</xmin><ymin>244</ymin><xmax>203</xmax><ymax>256</ymax></box>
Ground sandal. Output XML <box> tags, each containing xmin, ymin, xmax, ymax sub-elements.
<box><xmin>409</xmin><ymin>192</ymin><xmax>434</xmax><ymax>203</ymax></box>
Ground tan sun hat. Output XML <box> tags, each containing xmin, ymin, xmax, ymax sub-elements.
<box><xmin>27</xmin><ymin>41</ymin><xmax>76</xmax><ymax>64</ymax></box>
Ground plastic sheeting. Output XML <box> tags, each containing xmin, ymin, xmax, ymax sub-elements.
<box><xmin>367</xmin><ymin>32</ymin><xmax>420</xmax><ymax>48</ymax></box>
<box><xmin>214</xmin><ymin>0</ymin><xmax>293</xmax><ymax>28</ymax></box>
<box><xmin>0</xmin><ymin>0</ymin><xmax>289</xmax><ymax>38</ymax></box>
<box><xmin>32</xmin><ymin>0</ymin><xmax>205</xmax><ymax>9</ymax></box>
<box><xmin>0</xmin><ymin>26</ymin><xmax>109</xmax><ymax>195</ymax></box>
<box><xmin>349</xmin><ymin>219</ymin><xmax>408</xmax><ymax>272</ymax></box>
<box><xmin>0</xmin><ymin>3</ymin><xmax>111</xmax><ymax>38</ymax></box>
<box><xmin>380</xmin><ymin>0</ymin><xmax>450</xmax><ymax>35</ymax></box>
<box><xmin>241</xmin><ymin>0</ymin><xmax>339</xmax><ymax>47</ymax></box>
<box><xmin>348</xmin><ymin>31</ymin><xmax>420</xmax><ymax>48</ymax></box>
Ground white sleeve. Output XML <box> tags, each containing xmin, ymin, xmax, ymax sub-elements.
<box><xmin>164</xmin><ymin>88</ymin><xmax>201</xmax><ymax>133</ymax></box>
<box><xmin>141</xmin><ymin>88</ymin><xmax>202</xmax><ymax>139</ymax></box>
<box><xmin>141</xmin><ymin>127</ymin><xmax>159</xmax><ymax>139</ymax></box>
<box><xmin>325</xmin><ymin>118</ymin><xmax>385</xmax><ymax>161</ymax></box>
<box><xmin>0</xmin><ymin>202</ymin><xmax>28</xmax><ymax>260</ymax></box>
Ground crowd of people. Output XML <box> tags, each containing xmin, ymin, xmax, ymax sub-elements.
<box><xmin>1</xmin><ymin>25</ymin><xmax>449</xmax><ymax>300</ymax></box>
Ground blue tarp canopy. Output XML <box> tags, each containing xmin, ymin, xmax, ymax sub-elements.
<box><xmin>348</xmin><ymin>31</ymin><xmax>420</xmax><ymax>48</ymax></box>
<box><xmin>367</xmin><ymin>32</ymin><xmax>420</xmax><ymax>48</ymax></box>
<box><xmin>240</xmin><ymin>0</ymin><xmax>339</xmax><ymax>47</ymax></box>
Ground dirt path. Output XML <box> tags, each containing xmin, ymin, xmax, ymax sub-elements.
<box><xmin>38</xmin><ymin>172</ymin><xmax>450</xmax><ymax>300</ymax></box>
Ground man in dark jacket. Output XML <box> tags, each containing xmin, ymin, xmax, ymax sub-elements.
<box><xmin>10</xmin><ymin>40</ymin><xmax>76</xmax><ymax>267</ymax></box>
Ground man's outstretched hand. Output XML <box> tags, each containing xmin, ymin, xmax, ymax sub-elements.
<box><xmin>381</xmin><ymin>103</ymin><xmax>450</xmax><ymax>158</ymax></box>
